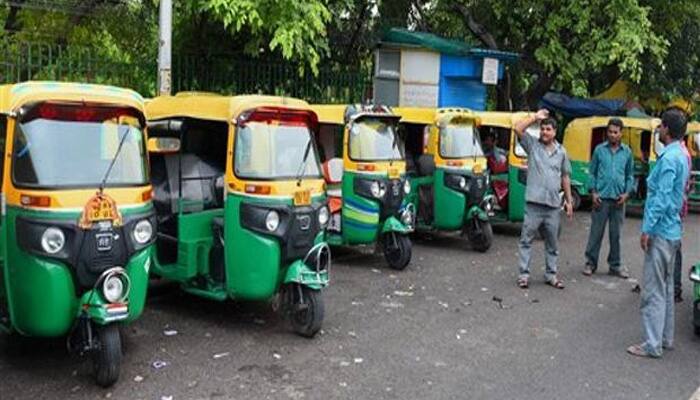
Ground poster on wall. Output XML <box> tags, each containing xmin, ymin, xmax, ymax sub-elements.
<box><xmin>400</xmin><ymin>50</ymin><xmax>440</xmax><ymax>107</ymax></box>
<box><xmin>482</xmin><ymin>57</ymin><xmax>499</xmax><ymax>85</ymax></box>
<box><xmin>400</xmin><ymin>84</ymin><xmax>438</xmax><ymax>107</ymax></box>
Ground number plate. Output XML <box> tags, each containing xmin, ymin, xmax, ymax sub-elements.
<box><xmin>388</xmin><ymin>168</ymin><xmax>400</xmax><ymax>179</ymax></box>
<box><xmin>294</xmin><ymin>190</ymin><xmax>311</xmax><ymax>206</ymax></box>
<box><xmin>89</xmin><ymin>198</ymin><xmax>117</xmax><ymax>222</ymax></box>
<box><xmin>95</xmin><ymin>233</ymin><xmax>113</xmax><ymax>252</ymax></box>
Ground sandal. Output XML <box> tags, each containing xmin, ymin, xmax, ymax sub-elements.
<box><xmin>582</xmin><ymin>264</ymin><xmax>595</xmax><ymax>276</ymax></box>
<box><xmin>546</xmin><ymin>277</ymin><xmax>565</xmax><ymax>289</ymax></box>
<box><xmin>517</xmin><ymin>276</ymin><xmax>529</xmax><ymax>289</ymax></box>
<box><xmin>626</xmin><ymin>344</ymin><xmax>659</xmax><ymax>358</ymax></box>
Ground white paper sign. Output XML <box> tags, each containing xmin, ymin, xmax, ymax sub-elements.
<box><xmin>400</xmin><ymin>83</ymin><xmax>438</xmax><ymax>107</ymax></box>
<box><xmin>482</xmin><ymin>57</ymin><xmax>499</xmax><ymax>85</ymax></box>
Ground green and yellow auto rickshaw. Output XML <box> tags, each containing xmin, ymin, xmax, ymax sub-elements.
<box><xmin>0</xmin><ymin>82</ymin><xmax>155</xmax><ymax>386</ymax></box>
<box><xmin>473</xmin><ymin>111</ymin><xmax>540</xmax><ymax>224</ymax></box>
<box><xmin>146</xmin><ymin>94</ymin><xmax>330</xmax><ymax>337</ymax></box>
<box><xmin>684</xmin><ymin>121</ymin><xmax>699</xmax><ymax>211</ymax></box>
<box><xmin>690</xmin><ymin>262</ymin><xmax>700</xmax><ymax>336</ymax></box>
<box><xmin>561</xmin><ymin>116</ymin><xmax>660</xmax><ymax>211</ymax></box>
<box><xmin>312</xmin><ymin>104</ymin><xmax>413</xmax><ymax>270</ymax></box>
<box><xmin>396</xmin><ymin>107</ymin><xmax>493</xmax><ymax>252</ymax></box>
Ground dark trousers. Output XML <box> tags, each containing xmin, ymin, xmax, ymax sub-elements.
<box><xmin>673</xmin><ymin>244</ymin><xmax>683</xmax><ymax>296</ymax></box>
<box><xmin>584</xmin><ymin>199</ymin><xmax>624</xmax><ymax>271</ymax></box>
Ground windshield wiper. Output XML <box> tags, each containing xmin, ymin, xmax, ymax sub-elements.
<box><xmin>98</xmin><ymin>127</ymin><xmax>131</xmax><ymax>194</ymax></box>
<box><xmin>295</xmin><ymin>137</ymin><xmax>313</xmax><ymax>187</ymax></box>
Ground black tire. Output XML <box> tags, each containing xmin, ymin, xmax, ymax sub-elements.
<box><xmin>571</xmin><ymin>190</ymin><xmax>582</xmax><ymax>211</ymax></box>
<box><xmin>289</xmin><ymin>286</ymin><xmax>324</xmax><ymax>338</ymax></box>
<box><xmin>694</xmin><ymin>324</ymin><xmax>700</xmax><ymax>337</ymax></box>
<box><xmin>382</xmin><ymin>232</ymin><xmax>412</xmax><ymax>270</ymax></box>
<box><xmin>92</xmin><ymin>324</ymin><xmax>122</xmax><ymax>388</ymax></box>
<box><xmin>469</xmin><ymin>220</ymin><xmax>493</xmax><ymax>253</ymax></box>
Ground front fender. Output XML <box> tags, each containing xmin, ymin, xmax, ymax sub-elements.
<box><xmin>381</xmin><ymin>216</ymin><xmax>411</xmax><ymax>234</ymax></box>
<box><xmin>465</xmin><ymin>205</ymin><xmax>488</xmax><ymax>222</ymax></box>
<box><xmin>283</xmin><ymin>259</ymin><xmax>329</xmax><ymax>290</ymax></box>
<box><xmin>80</xmin><ymin>289</ymin><xmax>129</xmax><ymax>326</ymax></box>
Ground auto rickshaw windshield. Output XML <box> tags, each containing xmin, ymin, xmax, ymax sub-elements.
<box><xmin>653</xmin><ymin>129</ymin><xmax>665</xmax><ymax>155</ymax></box>
<box><xmin>348</xmin><ymin>118</ymin><xmax>404</xmax><ymax>161</ymax></box>
<box><xmin>234</xmin><ymin>121</ymin><xmax>321</xmax><ymax>180</ymax></box>
<box><xmin>514</xmin><ymin>124</ymin><xmax>540</xmax><ymax>157</ymax></box>
<box><xmin>13</xmin><ymin>104</ymin><xmax>148</xmax><ymax>189</ymax></box>
<box><xmin>439</xmin><ymin>123</ymin><xmax>484</xmax><ymax>158</ymax></box>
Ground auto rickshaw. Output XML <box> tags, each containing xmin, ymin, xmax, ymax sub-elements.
<box><xmin>312</xmin><ymin>104</ymin><xmax>413</xmax><ymax>270</ymax></box>
<box><xmin>146</xmin><ymin>94</ymin><xmax>330</xmax><ymax>337</ymax></box>
<box><xmin>684</xmin><ymin>121</ymin><xmax>699</xmax><ymax>211</ymax></box>
<box><xmin>473</xmin><ymin>111</ymin><xmax>539</xmax><ymax>224</ymax></box>
<box><xmin>690</xmin><ymin>262</ymin><xmax>700</xmax><ymax>336</ymax></box>
<box><xmin>561</xmin><ymin>117</ymin><xmax>660</xmax><ymax>211</ymax></box>
<box><xmin>0</xmin><ymin>81</ymin><xmax>155</xmax><ymax>387</ymax></box>
<box><xmin>396</xmin><ymin>107</ymin><xmax>493</xmax><ymax>252</ymax></box>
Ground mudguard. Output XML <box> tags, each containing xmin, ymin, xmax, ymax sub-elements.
<box><xmin>465</xmin><ymin>205</ymin><xmax>488</xmax><ymax>222</ymax></box>
<box><xmin>283</xmin><ymin>260</ymin><xmax>329</xmax><ymax>290</ymax></box>
<box><xmin>80</xmin><ymin>290</ymin><xmax>129</xmax><ymax>325</ymax></box>
<box><xmin>381</xmin><ymin>216</ymin><xmax>411</xmax><ymax>234</ymax></box>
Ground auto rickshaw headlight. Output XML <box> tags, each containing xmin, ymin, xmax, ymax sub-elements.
<box><xmin>458</xmin><ymin>176</ymin><xmax>467</xmax><ymax>190</ymax></box>
<box><xmin>690</xmin><ymin>269</ymin><xmax>700</xmax><ymax>283</ymax></box>
<box><xmin>370</xmin><ymin>181</ymin><xmax>383</xmax><ymax>198</ymax></box>
<box><xmin>265</xmin><ymin>210</ymin><xmax>280</xmax><ymax>232</ymax></box>
<box><xmin>133</xmin><ymin>219</ymin><xmax>153</xmax><ymax>244</ymax></box>
<box><xmin>403</xmin><ymin>180</ymin><xmax>411</xmax><ymax>195</ymax></box>
<box><xmin>41</xmin><ymin>227</ymin><xmax>65</xmax><ymax>254</ymax></box>
<box><xmin>318</xmin><ymin>206</ymin><xmax>330</xmax><ymax>227</ymax></box>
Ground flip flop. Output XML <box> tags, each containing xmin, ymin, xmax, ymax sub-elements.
<box><xmin>626</xmin><ymin>344</ymin><xmax>659</xmax><ymax>358</ymax></box>
<box><xmin>517</xmin><ymin>277</ymin><xmax>529</xmax><ymax>289</ymax></box>
<box><xmin>546</xmin><ymin>277</ymin><xmax>565</xmax><ymax>289</ymax></box>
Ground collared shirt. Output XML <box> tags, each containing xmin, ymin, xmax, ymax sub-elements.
<box><xmin>520</xmin><ymin>132</ymin><xmax>572</xmax><ymax>208</ymax></box>
<box><xmin>589</xmin><ymin>141</ymin><xmax>634</xmax><ymax>199</ymax></box>
<box><xmin>680</xmin><ymin>142</ymin><xmax>692</xmax><ymax>219</ymax></box>
<box><xmin>642</xmin><ymin>141</ymin><xmax>690</xmax><ymax>240</ymax></box>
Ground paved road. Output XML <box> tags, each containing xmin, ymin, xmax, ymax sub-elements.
<box><xmin>1</xmin><ymin>211</ymin><xmax>699</xmax><ymax>400</ymax></box>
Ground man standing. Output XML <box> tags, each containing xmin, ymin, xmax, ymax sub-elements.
<box><xmin>627</xmin><ymin>109</ymin><xmax>690</xmax><ymax>358</ymax></box>
<box><xmin>514</xmin><ymin>109</ymin><xmax>574</xmax><ymax>289</ymax></box>
<box><xmin>583</xmin><ymin>118</ymin><xmax>633</xmax><ymax>278</ymax></box>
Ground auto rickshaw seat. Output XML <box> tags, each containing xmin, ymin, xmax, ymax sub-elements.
<box><xmin>416</xmin><ymin>154</ymin><xmax>435</xmax><ymax>177</ymax></box>
<box><xmin>163</xmin><ymin>154</ymin><xmax>225</xmax><ymax>214</ymax></box>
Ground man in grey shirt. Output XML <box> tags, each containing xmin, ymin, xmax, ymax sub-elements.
<box><xmin>514</xmin><ymin>109</ymin><xmax>574</xmax><ymax>289</ymax></box>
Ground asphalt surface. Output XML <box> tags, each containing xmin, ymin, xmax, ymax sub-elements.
<box><xmin>1</xmin><ymin>211</ymin><xmax>699</xmax><ymax>400</ymax></box>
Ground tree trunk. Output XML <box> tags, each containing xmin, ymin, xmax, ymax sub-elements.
<box><xmin>4</xmin><ymin>0</ymin><xmax>26</xmax><ymax>34</ymax></box>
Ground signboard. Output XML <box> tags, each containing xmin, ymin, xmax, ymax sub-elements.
<box><xmin>481</xmin><ymin>57</ymin><xmax>499</xmax><ymax>85</ymax></box>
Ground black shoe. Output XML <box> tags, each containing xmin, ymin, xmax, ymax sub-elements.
<box><xmin>674</xmin><ymin>293</ymin><xmax>683</xmax><ymax>303</ymax></box>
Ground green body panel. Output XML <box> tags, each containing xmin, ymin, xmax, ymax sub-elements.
<box><xmin>1</xmin><ymin>205</ymin><xmax>153</xmax><ymax>337</ymax></box>
<box><xmin>337</xmin><ymin>170</ymin><xmax>382</xmax><ymax>245</ymax></box>
<box><xmin>694</xmin><ymin>264</ymin><xmax>700</xmax><ymax>302</ymax></box>
<box><xmin>432</xmin><ymin>168</ymin><xmax>466</xmax><ymax>230</ymax></box>
<box><xmin>569</xmin><ymin>159</ymin><xmax>591</xmax><ymax>198</ymax></box>
<box><xmin>151</xmin><ymin>209</ymin><xmax>224</xmax><ymax>281</ymax></box>
<box><xmin>381</xmin><ymin>215</ymin><xmax>410</xmax><ymax>234</ymax></box>
<box><xmin>502</xmin><ymin>165</ymin><xmax>527</xmax><ymax>222</ymax></box>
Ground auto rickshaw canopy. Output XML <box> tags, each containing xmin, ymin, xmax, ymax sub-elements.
<box><xmin>394</xmin><ymin>107</ymin><xmax>435</xmax><ymax>125</ymax></box>
<box><xmin>147</xmin><ymin>93</ymin><xmax>315</xmax><ymax>123</ymax></box>
<box><xmin>0</xmin><ymin>81</ymin><xmax>145</xmax><ymax>114</ymax></box>
<box><xmin>562</xmin><ymin>116</ymin><xmax>660</xmax><ymax>162</ymax></box>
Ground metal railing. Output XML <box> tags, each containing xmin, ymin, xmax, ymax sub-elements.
<box><xmin>0</xmin><ymin>41</ymin><xmax>371</xmax><ymax>103</ymax></box>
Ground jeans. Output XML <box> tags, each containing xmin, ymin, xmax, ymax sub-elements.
<box><xmin>584</xmin><ymin>199</ymin><xmax>624</xmax><ymax>271</ymax></box>
<box><xmin>640</xmin><ymin>236</ymin><xmax>681</xmax><ymax>357</ymax></box>
<box><xmin>673</xmin><ymin>244</ymin><xmax>683</xmax><ymax>297</ymax></box>
<box><xmin>518</xmin><ymin>202</ymin><xmax>561</xmax><ymax>281</ymax></box>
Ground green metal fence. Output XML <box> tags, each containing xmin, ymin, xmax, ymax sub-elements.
<box><xmin>0</xmin><ymin>42</ymin><xmax>372</xmax><ymax>103</ymax></box>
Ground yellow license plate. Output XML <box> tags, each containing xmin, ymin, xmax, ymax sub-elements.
<box><xmin>388</xmin><ymin>168</ymin><xmax>400</xmax><ymax>179</ymax></box>
<box><xmin>89</xmin><ymin>198</ymin><xmax>117</xmax><ymax>221</ymax></box>
<box><xmin>294</xmin><ymin>190</ymin><xmax>311</xmax><ymax>206</ymax></box>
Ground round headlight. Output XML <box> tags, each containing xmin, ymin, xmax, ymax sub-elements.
<box><xmin>370</xmin><ymin>181</ymin><xmax>381</xmax><ymax>198</ymax></box>
<box><xmin>265</xmin><ymin>210</ymin><xmax>280</xmax><ymax>232</ymax></box>
<box><xmin>458</xmin><ymin>176</ymin><xmax>467</xmax><ymax>189</ymax></box>
<box><xmin>103</xmin><ymin>275</ymin><xmax>125</xmax><ymax>303</ymax></box>
<box><xmin>318</xmin><ymin>206</ymin><xmax>330</xmax><ymax>227</ymax></box>
<box><xmin>133</xmin><ymin>219</ymin><xmax>153</xmax><ymax>244</ymax></box>
<box><xmin>41</xmin><ymin>227</ymin><xmax>65</xmax><ymax>254</ymax></box>
<box><xmin>403</xmin><ymin>180</ymin><xmax>411</xmax><ymax>195</ymax></box>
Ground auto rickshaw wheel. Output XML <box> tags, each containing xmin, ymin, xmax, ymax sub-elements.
<box><xmin>571</xmin><ymin>191</ymin><xmax>582</xmax><ymax>211</ymax></box>
<box><xmin>382</xmin><ymin>232</ymin><xmax>412</xmax><ymax>270</ymax></box>
<box><xmin>288</xmin><ymin>285</ymin><xmax>324</xmax><ymax>338</ymax></box>
<box><xmin>92</xmin><ymin>324</ymin><xmax>122</xmax><ymax>388</ymax></box>
<box><xmin>469</xmin><ymin>220</ymin><xmax>493</xmax><ymax>253</ymax></box>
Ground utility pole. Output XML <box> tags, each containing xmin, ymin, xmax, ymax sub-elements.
<box><xmin>157</xmin><ymin>0</ymin><xmax>172</xmax><ymax>96</ymax></box>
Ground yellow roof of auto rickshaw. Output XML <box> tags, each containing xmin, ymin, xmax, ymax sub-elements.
<box><xmin>0</xmin><ymin>81</ymin><xmax>145</xmax><ymax>113</ymax></box>
<box><xmin>688</xmin><ymin>121</ymin><xmax>700</xmax><ymax>133</ymax></box>
<box><xmin>473</xmin><ymin>111</ymin><xmax>531</xmax><ymax>128</ymax></box>
<box><xmin>310</xmin><ymin>104</ymin><xmax>347</xmax><ymax>124</ymax></box>
<box><xmin>394</xmin><ymin>107</ymin><xmax>435</xmax><ymax>124</ymax></box>
<box><xmin>564</xmin><ymin>116</ymin><xmax>660</xmax><ymax>133</ymax></box>
<box><xmin>147</xmin><ymin>94</ymin><xmax>313</xmax><ymax>122</ymax></box>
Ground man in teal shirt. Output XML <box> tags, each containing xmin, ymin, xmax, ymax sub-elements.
<box><xmin>583</xmin><ymin>118</ymin><xmax>634</xmax><ymax>278</ymax></box>
<box><xmin>627</xmin><ymin>109</ymin><xmax>690</xmax><ymax>358</ymax></box>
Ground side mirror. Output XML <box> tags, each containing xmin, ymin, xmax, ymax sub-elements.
<box><xmin>148</xmin><ymin>137</ymin><xmax>181</xmax><ymax>153</ymax></box>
